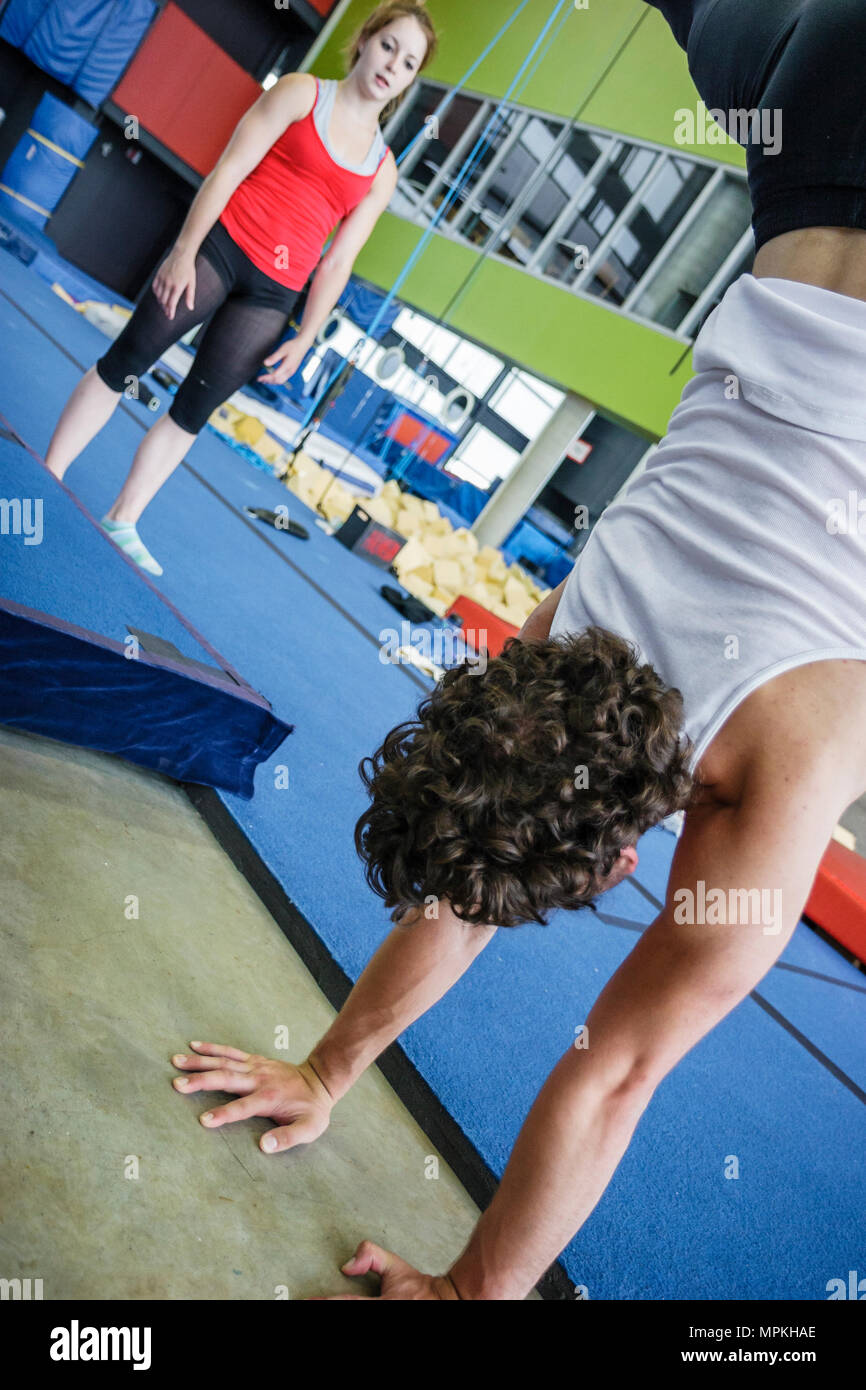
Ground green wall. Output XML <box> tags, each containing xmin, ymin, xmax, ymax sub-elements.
<box><xmin>315</xmin><ymin>0</ymin><xmax>748</xmax><ymax>439</ymax></box>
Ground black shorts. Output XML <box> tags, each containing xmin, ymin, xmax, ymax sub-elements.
<box><xmin>95</xmin><ymin>220</ymin><xmax>301</xmax><ymax>435</ymax></box>
<box><xmin>667</xmin><ymin>0</ymin><xmax>866</xmax><ymax>253</ymax></box>
<box><xmin>194</xmin><ymin>219</ymin><xmax>301</xmax><ymax>313</ymax></box>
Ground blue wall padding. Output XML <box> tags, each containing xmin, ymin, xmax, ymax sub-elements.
<box><xmin>0</xmin><ymin>203</ymin><xmax>123</xmax><ymax>301</ymax></box>
<box><xmin>304</xmin><ymin>347</ymin><xmax>390</xmax><ymax>444</ymax></box>
<box><xmin>0</xmin><ymin>0</ymin><xmax>43</xmax><ymax>47</ymax></box>
<box><xmin>0</xmin><ymin>93</ymin><xmax>97</xmax><ymax>228</ymax></box>
<box><xmin>3</xmin><ymin>243</ymin><xmax>865</xmax><ymax>1298</ymax></box>
<box><xmin>0</xmin><ymin>0</ymin><xmax>156</xmax><ymax>107</ymax></box>
<box><xmin>338</xmin><ymin>281</ymin><xmax>401</xmax><ymax>339</ymax></box>
<box><xmin>390</xmin><ymin>454</ymin><xmax>489</xmax><ymax>523</ymax></box>
<box><xmin>69</xmin><ymin>0</ymin><xmax>156</xmax><ymax>108</ymax></box>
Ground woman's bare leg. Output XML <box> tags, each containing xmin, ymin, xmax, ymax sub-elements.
<box><xmin>44</xmin><ymin>365</ymin><xmax>123</xmax><ymax>481</ymax></box>
<box><xmin>103</xmin><ymin>413</ymin><xmax>199</xmax><ymax>525</ymax></box>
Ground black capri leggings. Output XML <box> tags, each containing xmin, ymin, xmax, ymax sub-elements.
<box><xmin>95</xmin><ymin>219</ymin><xmax>301</xmax><ymax>435</ymax></box>
<box><xmin>680</xmin><ymin>0</ymin><xmax>866</xmax><ymax>253</ymax></box>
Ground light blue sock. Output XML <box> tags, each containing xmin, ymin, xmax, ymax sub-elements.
<box><xmin>100</xmin><ymin>517</ymin><xmax>164</xmax><ymax>576</ymax></box>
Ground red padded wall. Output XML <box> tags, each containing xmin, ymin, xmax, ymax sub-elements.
<box><xmin>111</xmin><ymin>3</ymin><xmax>261</xmax><ymax>177</ymax></box>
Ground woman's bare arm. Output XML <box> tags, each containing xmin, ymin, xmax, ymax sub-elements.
<box><xmin>175</xmin><ymin>72</ymin><xmax>316</xmax><ymax>259</ymax></box>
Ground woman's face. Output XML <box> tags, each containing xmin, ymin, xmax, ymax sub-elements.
<box><xmin>358</xmin><ymin>17</ymin><xmax>428</xmax><ymax>104</ymax></box>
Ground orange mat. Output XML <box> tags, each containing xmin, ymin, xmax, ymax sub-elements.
<box><xmin>805</xmin><ymin>838</ymin><xmax>866</xmax><ymax>964</ymax></box>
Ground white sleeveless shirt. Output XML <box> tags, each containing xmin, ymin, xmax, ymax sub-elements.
<box><xmin>549</xmin><ymin>273</ymin><xmax>866</xmax><ymax>775</ymax></box>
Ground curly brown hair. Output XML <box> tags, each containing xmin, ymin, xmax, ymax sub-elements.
<box><xmin>342</xmin><ymin>2</ymin><xmax>439</xmax><ymax>126</ymax></box>
<box><xmin>355</xmin><ymin>626</ymin><xmax>695</xmax><ymax>929</ymax></box>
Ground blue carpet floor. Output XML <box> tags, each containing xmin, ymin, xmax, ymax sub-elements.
<box><xmin>2</xmin><ymin>234</ymin><xmax>864</xmax><ymax>1300</ymax></box>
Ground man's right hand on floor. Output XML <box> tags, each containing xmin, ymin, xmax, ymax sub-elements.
<box><xmin>171</xmin><ymin>1041</ymin><xmax>334</xmax><ymax>1153</ymax></box>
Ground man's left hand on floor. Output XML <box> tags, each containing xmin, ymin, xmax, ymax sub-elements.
<box><xmin>306</xmin><ymin>1240</ymin><xmax>461</xmax><ymax>1300</ymax></box>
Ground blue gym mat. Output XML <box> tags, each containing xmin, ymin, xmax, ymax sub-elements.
<box><xmin>0</xmin><ymin>431</ymin><xmax>293</xmax><ymax>797</ymax></box>
<box><xmin>2</xmin><ymin>235</ymin><xmax>864</xmax><ymax>1300</ymax></box>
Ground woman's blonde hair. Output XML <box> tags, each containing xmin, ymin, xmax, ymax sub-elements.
<box><xmin>342</xmin><ymin>2</ymin><xmax>439</xmax><ymax>126</ymax></box>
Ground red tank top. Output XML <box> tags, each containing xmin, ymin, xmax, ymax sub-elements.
<box><xmin>218</xmin><ymin>76</ymin><xmax>391</xmax><ymax>291</ymax></box>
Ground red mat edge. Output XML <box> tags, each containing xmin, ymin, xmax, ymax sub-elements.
<box><xmin>805</xmin><ymin>838</ymin><xmax>866</xmax><ymax>964</ymax></box>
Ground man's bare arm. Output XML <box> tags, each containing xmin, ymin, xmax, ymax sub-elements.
<box><xmin>443</xmin><ymin>754</ymin><xmax>851</xmax><ymax>1299</ymax></box>
<box><xmin>517</xmin><ymin>577</ymin><xmax>568</xmax><ymax>643</ymax></box>
<box><xmin>308</xmin><ymin>901</ymin><xmax>496</xmax><ymax>1100</ymax></box>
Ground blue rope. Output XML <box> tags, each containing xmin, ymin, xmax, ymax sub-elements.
<box><xmin>393</xmin><ymin>0</ymin><xmax>536</xmax><ymax>172</ymax></box>
<box><xmin>385</xmin><ymin>0</ymin><xmax>579</xmax><ymax>487</ymax></box>
<box><xmin>293</xmin><ymin>0</ymin><xmax>573</xmax><ymax>442</ymax></box>
<box><xmin>364</xmin><ymin>0</ymin><xmax>574</xmax><ymax>339</ymax></box>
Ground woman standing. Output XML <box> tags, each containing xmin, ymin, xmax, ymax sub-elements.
<box><xmin>45</xmin><ymin>2</ymin><xmax>437</xmax><ymax>575</ymax></box>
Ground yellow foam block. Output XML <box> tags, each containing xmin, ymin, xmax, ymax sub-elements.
<box><xmin>374</xmin><ymin>493</ymin><xmax>401</xmax><ymax>525</ymax></box>
<box><xmin>421</xmin><ymin>531</ymin><xmax>454</xmax><ymax>558</ymax></box>
<box><xmin>452</xmin><ymin>527</ymin><xmax>479</xmax><ymax>555</ymax></box>
<box><xmin>292</xmin><ymin>492</ymin><xmax>322</xmax><ymax>515</ymax></box>
<box><xmin>288</xmin><ymin>454</ymin><xmax>323</xmax><ymax>483</ymax></box>
<box><xmin>477</xmin><ymin>545</ymin><xmax>502</xmax><ymax>567</ymax></box>
<box><xmin>233</xmin><ymin>414</ymin><xmax>266</xmax><ymax>446</ymax></box>
<box><xmin>466</xmin><ymin>581</ymin><xmax>497</xmax><ymax>607</ymax></box>
<box><xmin>287</xmin><ymin>469</ymin><xmax>325</xmax><ymax>500</ymax></box>
<box><xmin>252</xmin><ymin>434</ymin><xmax>285</xmax><ymax>464</ymax></box>
<box><xmin>319</xmin><ymin>484</ymin><xmax>356</xmax><ymax>524</ymax></box>
<box><xmin>432</xmin><ymin>558</ymin><xmax>463</xmax><ymax>594</ymax></box>
<box><xmin>394</xmin><ymin>506</ymin><xmax>424</xmax><ymax>537</ymax></box>
<box><xmin>490</xmin><ymin>601</ymin><xmax>527</xmax><ymax>628</ymax></box>
<box><xmin>364</xmin><ymin>494</ymin><xmax>399</xmax><ymax>528</ymax></box>
<box><xmin>421</xmin><ymin>499</ymin><xmax>443</xmax><ymax>524</ymax></box>
<box><xmin>51</xmin><ymin>283</ymin><xmax>77</xmax><ymax>307</ymax></box>
<box><xmin>437</xmin><ymin>531</ymin><xmax>474</xmax><ymax>560</ymax></box>
<box><xmin>511</xmin><ymin>600</ymin><xmax>537</xmax><ymax>627</ymax></box>
<box><xmin>381</xmin><ymin>480</ymin><xmax>404</xmax><ymax>503</ymax></box>
<box><xmin>391</xmin><ymin>495</ymin><xmax>425</xmax><ymax>528</ymax></box>
<box><xmin>424</xmin><ymin>594</ymin><xmax>450</xmax><ymax>618</ymax></box>
<box><xmin>481</xmin><ymin>571</ymin><xmax>506</xmax><ymax>595</ymax></box>
<box><xmin>507</xmin><ymin>563</ymin><xmax>537</xmax><ymax>592</ymax></box>
<box><xmin>430</xmin><ymin>591</ymin><xmax>459</xmax><ymax>614</ymax></box>
<box><xmin>402</xmin><ymin>573</ymin><xmax>435</xmax><ymax>602</ymax></box>
<box><xmin>294</xmin><ymin>472</ymin><xmax>329</xmax><ymax>501</ymax></box>
<box><xmin>504</xmin><ymin>574</ymin><xmax>534</xmax><ymax>611</ymax></box>
<box><xmin>393</xmin><ymin>535</ymin><xmax>434</xmax><ymax>575</ymax></box>
<box><xmin>425</xmin><ymin>516</ymin><xmax>453</xmax><ymax>537</ymax></box>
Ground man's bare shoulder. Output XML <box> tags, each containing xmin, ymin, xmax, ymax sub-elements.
<box><xmin>692</xmin><ymin>658</ymin><xmax>866</xmax><ymax>812</ymax></box>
